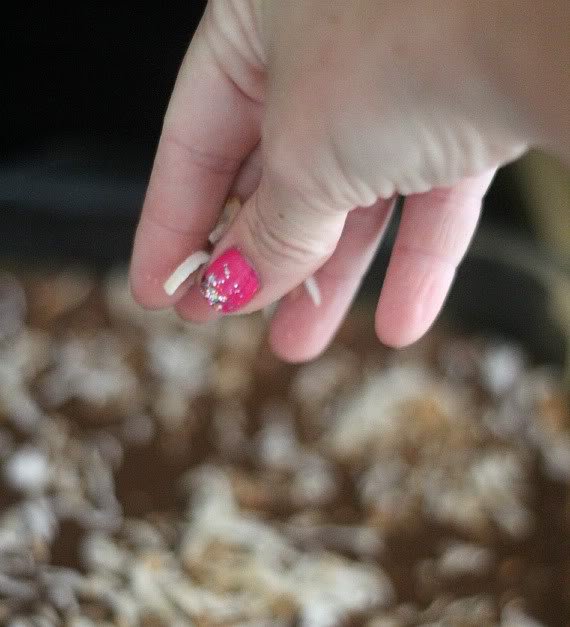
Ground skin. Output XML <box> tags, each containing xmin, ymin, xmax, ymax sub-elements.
<box><xmin>130</xmin><ymin>0</ymin><xmax>570</xmax><ymax>362</ymax></box>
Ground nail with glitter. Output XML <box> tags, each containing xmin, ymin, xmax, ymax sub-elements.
<box><xmin>200</xmin><ymin>248</ymin><xmax>259</xmax><ymax>313</ymax></box>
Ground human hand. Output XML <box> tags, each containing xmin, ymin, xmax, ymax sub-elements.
<box><xmin>130</xmin><ymin>0</ymin><xmax>534</xmax><ymax>362</ymax></box>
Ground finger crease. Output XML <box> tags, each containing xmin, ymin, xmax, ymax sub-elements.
<box><xmin>160</xmin><ymin>132</ymin><xmax>244</xmax><ymax>176</ymax></box>
<box><xmin>142</xmin><ymin>213</ymin><xmax>213</xmax><ymax>239</ymax></box>
<box><xmin>393</xmin><ymin>243</ymin><xmax>460</xmax><ymax>271</ymax></box>
<box><xmin>247</xmin><ymin>199</ymin><xmax>322</xmax><ymax>266</ymax></box>
<box><xmin>210</xmin><ymin>46</ymin><xmax>264</xmax><ymax>107</ymax></box>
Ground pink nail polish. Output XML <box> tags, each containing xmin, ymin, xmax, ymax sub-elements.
<box><xmin>200</xmin><ymin>247</ymin><xmax>259</xmax><ymax>313</ymax></box>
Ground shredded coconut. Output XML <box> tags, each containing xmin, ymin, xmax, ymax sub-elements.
<box><xmin>437</xmin><ymin>542</ymin><xmax>493</xmax><ymax>578</ymax></box>
<box><xmin>4</xmin><ymin>447</ymin><xmax>50</xmax><ymax>493</ymax></box>
<box><xmin>0</xmin><ymin>267</ymin><xmax>566</xmax><ymax>625</ymax></box>
<box><xmin>163</xmin><ymin>251</ymin><xmax>211</xmax><ymax>297</ymax></box>
<box><xmin>180</xmin><ymin>466</ymin><xmax>392</xmax><ymax>624</ymax></box>
<box><xmin>208</xmin><ymin>196</ymin><xmax>242</xmax><ymax>245</ymax></box>
<box><xmin>501</xmin><ymin>600</ymin><xmax>546</xmax><ymax>626</ymax></box>
<box><xmin>303</xmin><ymin>275</ymin><xmax>321</xmax><ymax>306</ymax></box>
<box><xmin>207</xmin><ymin>222</ymin><xmax>227</xmax><ymax>246</ymax></box>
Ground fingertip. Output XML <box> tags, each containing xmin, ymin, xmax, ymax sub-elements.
<box><xmin>269</xmin><ymin>335</ymin><xmax>330</xmax><ymax>364</ymax></box>
<box><xmin>129</xmin><ymin>223</ymin><xmax>186</xmax><ymax>310</ymax></box>
<box><xmin>268</xmin><ymin>277</ymin><xmax>351</xmax><ymax>363</ymax></box>
<box><xmin>129</xmin><ymin>270</ymin><xmax>170</xmax><ymax>311</ymax></box>
<box><xmin>175</xmin><ymin>284</ymin><xmax>221</xmax><ymax>323</ymax></box>
<box><xmin>268</xmin><ymin>314</ymin><xmax>330</xmax><ymax>363</ymax></box>
<box><xmin>374</xmin><ymin>174</ymin><xmax>492</xmax><ymax>350</ymax></box>
<box><xmin>374</xmin><ymin>261</ymin><xmax>453</xmax><ymax>349</ymax></box>
<box><xmin>374</xmin><ymin>308</ymin><xmax>431</xmax><ymax>349</ymax></box>
<box><xmin>129</xmin><ymin>255</ymin><xmax>196</xmax><ymax>311</ymax></box>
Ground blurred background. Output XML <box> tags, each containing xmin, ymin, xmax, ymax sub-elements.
<box><xmin>4</xmin><ymin>4</ymin><xmax>570</xmax><ymax>317</ymax></box>
<box><xmin>1</xmin><ymin>8</ymin><xmax>570</xmax><ymax>624</ymax></box>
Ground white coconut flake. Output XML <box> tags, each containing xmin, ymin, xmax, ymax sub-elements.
<box><xmin>129</xmin><ymin>560</ymin><xmax>178</xmax><ymax>623</ymax></box>
<box><xmin>163</xmin><ymin>251</ymin><xmax>211</xmax><ymax>297</ymax></box>
<box><xmin>437</xmin><ymin>542</ymin><xmax>493</xmax><ymax>578</ymax></box>
<box><xmin>469</xmin><ymin>452</ymin><xmax>532</xmax><ymax>538</ymax></box>
<box><xmin>40</xmin><ymin>334</ymin><xmax>140</xmax><ymax>409</ymax></box>
<box><xmin>4</xmin><ymin>447</ymin><xmax>50</xmax><ymax>493</ymax></box>
<box><xmin>325</xmin><ymin>365</ymin><xmax>435</xmax><ymax>460</ymax></box>
<box><xmin>290</xmin><ymin>351</ymin><xmax>356</xmax><ymax>409</ymax></box>
<box><xmin>148</xmin><ymin>333</ymin><xmax>212</xmax><ymax>394</ymax></box>
<box><xmin>293</xmin><ymin>555</ymin><xmax>394</xmax><ymax>627</ymax></box>
<box><xmin>207</xmin><ymin>222</ymin><xmax>228</xmax><ymax>246</ymax></box>
<box><xmin>291</xmin><ymin>452</ymin><xmax>337</xmax><ymax>507</ymax></box>
<box><xmin>439</xmin><ymin>595</ymin><xmax>496</xmax><ymax>624</ymax></box>
<box><xmin>480</xmin><ymin>344</ymin><xmax>526</xmax><ymax>397</ymax></box>
<box><xmin>81</xmin><ymin>532</ymin><xmax>128</xmax><ymax>574</ymax></box>
<box><xmin>208</xmin><ymin>196</ymin><xmax>242</xmax><ymax>245</ymax></box>
<box><xmin>22</xmin><ymin>498</ymin><xmax>58</xmax><ymax>543</ymax></box>
<box><xmin>257</xmin><ymin>404</ymin><xmax>300</xmax><ymax>471</ymax></box>
<box><xmin>501</xmin><ymin>600</ymin><xmax>545</xmax><ymax>626</ymax></box>
<box><xmin>303</xmin><ymin>276</ymin><xmax>321</xmax><ymax>306</ymax></box>
<box><xmin>262</xmin><ymin>301</ymin><xmax>279</xmax><ymax>320</ymax></box>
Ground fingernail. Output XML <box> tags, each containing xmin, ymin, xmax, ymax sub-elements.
<box><xmin>200</xmin><ymin>247</ymin><xmax>259</xmax><ymax>313</ymax></box>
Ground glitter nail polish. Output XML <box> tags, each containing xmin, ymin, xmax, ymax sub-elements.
<box><xmin>200</xmin><ymin>248</ymin><xmax>259</xmax><ymax>313</ymax></box>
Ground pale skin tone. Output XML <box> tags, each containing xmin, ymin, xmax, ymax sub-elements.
<box><xmin>130</xmin><ymin>0</ymin><xmax>570</xmax><ymax>362</ymax></box>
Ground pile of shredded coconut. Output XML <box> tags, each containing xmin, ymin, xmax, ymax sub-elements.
<box><xmin>0</xmin><ymin>268</ymin><xmax>567</xmax><ymax>625</ymax></box>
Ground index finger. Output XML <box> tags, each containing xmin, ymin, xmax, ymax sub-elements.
<box><xmin>130</xmin><ymin>3</ymin><xmax>263</xmax><ymax>308</ymax></box>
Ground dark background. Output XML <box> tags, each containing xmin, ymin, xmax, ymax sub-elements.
<box><xmin>4</xmin><ymin>4</ymin><xmax>207</xmax><ymax>266</ymax></box>
<box><xmin>3</xmin><ymin>3</ymin><xmax>534</xmax><ymax>269</ymax></box>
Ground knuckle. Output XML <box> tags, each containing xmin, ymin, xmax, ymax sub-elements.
<box><xmin>245</xmin><ymin>193</ymin><xmax>333</xmax><ymax>268</ymax></box>
<box><xmin>393</xmin><ymin>242</ymin><xmax>459</xmax><ymax>272</ymax></box>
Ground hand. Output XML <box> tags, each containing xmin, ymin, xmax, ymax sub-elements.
<box><xmin>130</xmin><ymin>0</ymin><xmax>538</xmax><ymax>362</ymax></box>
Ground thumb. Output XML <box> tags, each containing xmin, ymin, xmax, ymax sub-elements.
<box><xmin>198</xmin><ymin>172</ymin><xmax>347</xmax><ymax>314</ymax></box>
